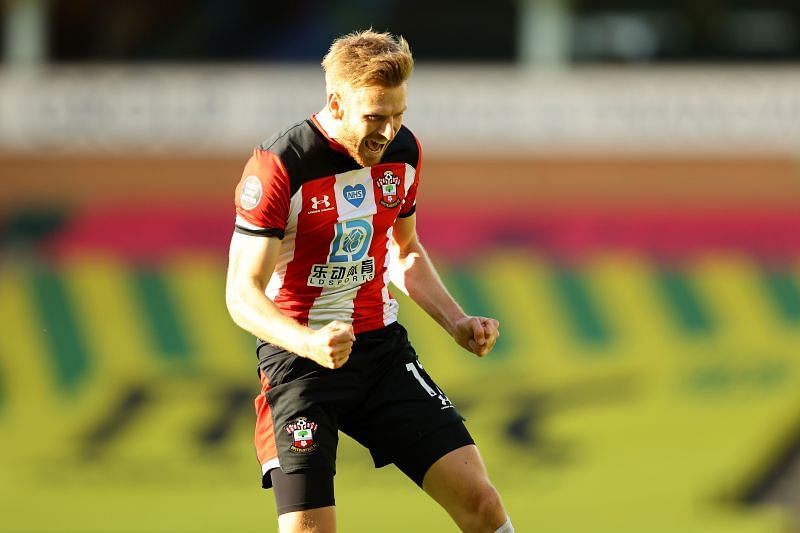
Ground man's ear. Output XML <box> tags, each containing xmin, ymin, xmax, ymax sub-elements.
<box><xmin>328</xmin><ymin>92</ymin><xmax>344</xmax><ymax>120</ymax></box>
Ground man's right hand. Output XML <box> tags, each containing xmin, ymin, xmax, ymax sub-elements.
<box><xmin>303</xmin><ymin>320</ymin><xmax>355</xmax><ymax>369</ymax></box>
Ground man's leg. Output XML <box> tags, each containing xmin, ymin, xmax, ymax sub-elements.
<box><xmin>422</xmin><ymin>444</ymin><xmax>511</xmax><ymax>533</ymax></box>
<box><xmin>277</xmin><ymin>507</ymin><xmax>336</xmax><ymax>533</ymax></box>
<box><xmin>271</xmin><ymin>468</ymin><xmax>337</xmax><ymax>533</ymax></box>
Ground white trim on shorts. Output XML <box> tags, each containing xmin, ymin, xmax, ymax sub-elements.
<box><xmin>261</xmin><ymin>458</ymin><xmax>281</xmax><ymax>476</ymax></box>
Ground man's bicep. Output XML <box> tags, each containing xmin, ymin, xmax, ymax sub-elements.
<box><xmin>227</xmin><ymin>233</ymin><xmax>282</xmax><ymax>291</ymax></box>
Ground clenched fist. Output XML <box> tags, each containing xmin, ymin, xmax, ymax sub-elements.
<box><xmin>303</xmin><ymin>320</ymin><xmax>355</xmax><ymax>369</ymax></box>
<box><xmin>452</xmin><ymin>316</ymin><xmax>500</xmax><ymax>357</ymax></box>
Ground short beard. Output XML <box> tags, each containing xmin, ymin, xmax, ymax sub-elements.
<box><xmin>337</xmin><ymin>127</ymin><xmax>381</xmax><ymax>168</ymax></box>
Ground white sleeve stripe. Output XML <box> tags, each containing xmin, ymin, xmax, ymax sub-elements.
<box><xmin>404</xmin><ymin>163</ymin><xmax>416</xmax><ymax>195</ymax></box>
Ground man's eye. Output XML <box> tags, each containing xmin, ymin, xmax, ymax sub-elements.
<box><xmin>366</xmin><ymin>115</ymin><xmax>380</xmax><ymax>121</ymax></box>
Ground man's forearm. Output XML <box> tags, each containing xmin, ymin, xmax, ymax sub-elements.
<box><xmin>226</xmin><ymin>282</ymin><xmax>312</xmax><ymax>355</ymax></box>
<box><xmin>391</xmin><ymin>240</ymin><xmax>466</xmax><ymax>336</ymax></box>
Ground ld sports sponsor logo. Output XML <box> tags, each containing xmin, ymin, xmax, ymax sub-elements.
<box><xmin>285</xmin><ymin>417</ymin><xmax>319</xmax><ymax>454</ymax></box>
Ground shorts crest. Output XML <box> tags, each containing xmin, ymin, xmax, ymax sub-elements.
<box><xmin>285</xmin><ymin>416</ymin><xmax>319</xmax><ymax>454</ymax></box>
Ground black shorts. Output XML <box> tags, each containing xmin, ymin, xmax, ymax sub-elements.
<box><xmin>253</xmin><ymin>322</ymin><xmax>472</xmax><ymax>490</ymax></box>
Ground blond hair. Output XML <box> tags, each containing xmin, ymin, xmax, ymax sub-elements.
<box><xmin>322</xmin><ymin>29</ymin><xmax>414</xmax><ymax>91</ymax></box>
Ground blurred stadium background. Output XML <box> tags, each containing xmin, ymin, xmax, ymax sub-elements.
<box><xmin>1</xmin><ymin>1</ymin><xmax>800</xmax><ymax>531</ymax></box>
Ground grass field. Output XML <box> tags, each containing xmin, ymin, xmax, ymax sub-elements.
<box><xmin>1</xmin><ymin>249</ymin><xmax>798</xmax><ymax>531</ymax></box>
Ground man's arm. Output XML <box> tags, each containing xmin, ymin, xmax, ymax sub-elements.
<box><xmin>390</xmin><ymin>214</ymin><xmax>499</xmax><ymax>357</ymax></box>
<box><xmin>225</xmin><ymin>232</ymin><xmax>354</xmax><ymax>369</ymax></box>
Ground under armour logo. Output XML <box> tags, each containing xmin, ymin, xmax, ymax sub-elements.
<box><xmin>311</xmin><ymin>195</ymin><xmax>331</xmax><ymax>210</ymax></box>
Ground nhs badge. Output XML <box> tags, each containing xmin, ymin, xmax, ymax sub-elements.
<box><xmin>343</xmin><ymin>184</ymin><xmax>366</xmax><ymax>207</ymax></box>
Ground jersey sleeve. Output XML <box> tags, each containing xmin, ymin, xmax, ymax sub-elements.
<box><xmin>234</xmin><ymin>148</ymin><xmax>291</xmax><ymax>239</ymax></box>
<box><xmin>398</xmin><ymin>134</ymin><xmax>422</xmax><ymax>218</ymax></box>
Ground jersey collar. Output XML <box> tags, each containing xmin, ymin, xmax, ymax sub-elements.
<box><xmin>310</xmin><ymin>113</ymin><xmax>350</xmax><ymax>155</ymax></box>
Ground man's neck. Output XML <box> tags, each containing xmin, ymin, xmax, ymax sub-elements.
<box><xmin>315</xmin><ymin>107</ymin><xmax>339</xmax><ymax>139</ymax></box>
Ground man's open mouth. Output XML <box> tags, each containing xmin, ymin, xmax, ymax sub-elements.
<box><xmin>365</xmin><ymin>139</ymin><xmax>384</xmax><ymax>152</ymax></box>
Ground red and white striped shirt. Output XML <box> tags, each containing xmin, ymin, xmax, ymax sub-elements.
<box><xmin>234</xmin><ymin>116</ymin><xmax>421</xmax><ymax>334</ymax></box>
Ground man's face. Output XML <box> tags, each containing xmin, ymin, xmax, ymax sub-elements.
<box><xmin>333</xmin><ymin>83</ymin><xmax>407</xmax><ymax>168</ymax></box>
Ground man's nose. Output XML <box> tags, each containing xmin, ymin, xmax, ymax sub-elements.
<box><xmin>380</xmin><ymin>120</ymin><xmax>395</xmax><ymax>140</ymax></box>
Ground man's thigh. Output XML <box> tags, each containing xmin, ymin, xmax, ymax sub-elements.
<box><xmin>271</xmin><ymin>467</ymin><xmax>336</xmax><ymax>517</ymax></box>
<box><xmin>340</xmin><ymin>334</ymin><xmax>472</xmax><ymax>483</ymax></box>
<box><xmin>422</xmin><ymin>444</ymin><xmax>490</xmax><ymax>495</ymax></box>
<box><xmin>256</xmin><ymin>344</ymin><xmax>358</xmax><ymax>487</ymax></box>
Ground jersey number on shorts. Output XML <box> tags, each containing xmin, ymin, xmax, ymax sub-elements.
<box><xmin>405</xmin><ymin>361</ymin><xmax>454</xmax><ymax>410</ymax></box>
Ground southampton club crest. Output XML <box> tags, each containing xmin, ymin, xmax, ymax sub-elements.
<box><xmin>376</xmin><ymin>170</ymin><xmax>401</xmax><ymax>208</ymax></box>
<box><xmin>285</xmin><ymin>417</ymin><xmax>319</xmax><ymax>454</ymax></box>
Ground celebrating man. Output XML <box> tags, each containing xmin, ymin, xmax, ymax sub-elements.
<box><xmin>226</xmin><ymin>29</ymin><xmax>514</xmax><ymax>533</ymax></box>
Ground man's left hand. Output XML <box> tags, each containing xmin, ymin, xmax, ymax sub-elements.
<box><xmin>452</xmin><ymin>316</ymin><xmax>500</xmax><ymax>357</ymax></box>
